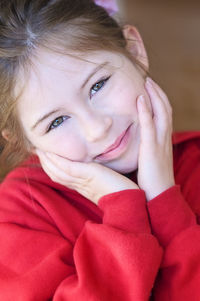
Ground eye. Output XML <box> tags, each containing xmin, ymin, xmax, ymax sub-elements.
<box><xmin>90</xmin><ymin>76</ymin><xmax>110</xmax><ymax>98</ymax></box>
<box><xmin>47</xmin><ymin>116</ymin><xmax>68</xmax><ymax>133</ymax></box>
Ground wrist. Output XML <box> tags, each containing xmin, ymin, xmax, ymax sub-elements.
<box><xmin>145</xmin><ymin>181</ymin><xmax>175</xmax><ymax>201</ymax></box>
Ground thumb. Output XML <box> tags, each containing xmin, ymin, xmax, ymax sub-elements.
<box><xmin>137</xmin><ymin>95</ymin><xmax>156</xmax><ymax>147</ymax></box>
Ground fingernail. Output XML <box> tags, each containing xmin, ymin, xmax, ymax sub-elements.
<box><xmin>146</xmin><ymin>77</ymin><xmax>153</xmax><ymax>86</ymax></box>
<box><xmin>138</xmin><ymin>95</ymin><xmax>146</xmax><ymax>104</ymax></box>
<box><xmin>137</xmin><ymin>95</ymin><xmax>147</xmax><ymax>110</ymax></box>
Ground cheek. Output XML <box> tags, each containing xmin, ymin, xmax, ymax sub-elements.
<box><xmin>114</xmin><ymin>86</ymin><xmax>138</xmax><ymax>116</ymax></box>
<box><xmin>37</xmin><ymin>133</ymin><xmax>87</xmax><ymax>161</ymax></box>
<box><xmin>56</xmin><ymin>140</ymin><xmax>86</xmax><ymax>161</ymax></box>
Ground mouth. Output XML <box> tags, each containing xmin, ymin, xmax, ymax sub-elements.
<box><xmin>94</xmin><ymin>123</ymin><xmax>133</xmax><ymax>162</ymax></box>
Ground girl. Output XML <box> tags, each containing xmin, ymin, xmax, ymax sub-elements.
<box><xmin>0</xmin><ymin>0</ymin><xmax>200</xmax><ymax>300</ymax></box>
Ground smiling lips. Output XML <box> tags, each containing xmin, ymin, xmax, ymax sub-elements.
<box><xmin>95</xmin><ymin>123</ymin><xmax>133</xmax><ymax>161</ymax></box>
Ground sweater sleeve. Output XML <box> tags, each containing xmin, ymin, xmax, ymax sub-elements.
<box><xmin>148</xmin><ymin>187</ymin><xmax>200</xmax><ymax>300</ymax></box>
<box><xmin>145</xmin><ymin>133</ymin><xmax>200</xmax><ymax>301</ymax></box>
<box><xmin>146</xmin><ymin>133</ymin><xmax>200</xmax><ymax>300</ymax></box>
<box><xmin>0</xmin><ymin>175</ymin><xmax>162</xmax><ymax>301</ymax></box>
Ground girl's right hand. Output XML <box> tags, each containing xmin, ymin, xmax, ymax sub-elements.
<box><xmin>36</xmin><ymin>150</ymin><xmax>139</xmax><ymax>204</ymax></box>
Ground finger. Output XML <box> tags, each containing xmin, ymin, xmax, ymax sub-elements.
<box><xmin>145</xmin><ymin>78</ymin><xmax>172</xmax><ymax>135</ymax></box>
<box><xmin>147</xmin><ymin>77</ymin><xmax>173</xmax><ymax>118</ymax></box>
<box><xmin>36</xmin><ymin>150</ymin><xmax>74</xmax><ymax>182</ymax></box>
<box><xmin>137</xmin><ymin>94</ymin><xmax>156</xmax><ymax>145</ymax></box>
<box><xmin>46</xmin><ymin>152</ymin><xmax>96</xmax><ymax>180</ymax></box>
<box><xmin>37</xmin><ymin>149</ymin><xmax>97</xmax><ymax>180</ymax></box>
<box><xmin>41</xmin><ymin>158</ymin><xmax>82</xmax><ymax>189</ymax></box>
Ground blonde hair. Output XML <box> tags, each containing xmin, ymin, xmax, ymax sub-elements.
<box><xmin>0</xmin><ymin>0</ymin><xmax>140</xmax><ymax>181</ymax></box>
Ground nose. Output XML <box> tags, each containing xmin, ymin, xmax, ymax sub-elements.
<box><xmin>79</xmin><ymin>110</ymin><xmax>112</xmax><ymax>142</ymax></box>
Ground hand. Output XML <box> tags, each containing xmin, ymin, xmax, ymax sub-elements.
<box><xmin>137</xmin><ymin>77</ymin><xmax>175</xmax><ymax>201</ymax></box>
<box><xmin>36</xmin><ymin>150</ymin><xmax>139</xmax><ymax>205</ymax></box>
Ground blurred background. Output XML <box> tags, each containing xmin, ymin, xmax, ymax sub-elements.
<box><xmin>117</xmin><ymin>0</ymin><xmax>200</xmax><ymax>131</ymax></box>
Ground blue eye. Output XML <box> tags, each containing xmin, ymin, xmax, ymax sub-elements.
<box><xmin>90</xmin><ymin>77</ymin><xmax>110</xmax><ymax>98</ymax></box>
<box><xmin>47</xmin><ymin>116</ymin><xmax>68</xmax><ymax>132</ymax></box>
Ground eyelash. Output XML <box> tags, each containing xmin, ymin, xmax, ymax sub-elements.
<box><xmin>90</xmin><ymin>76</ymin><xmax>110</xmax><ymax>98</ymax></box>
<box><xmin>46</xmin><ymin>76</ymin><xmax>111</xmax><ymax>133</ymax></box>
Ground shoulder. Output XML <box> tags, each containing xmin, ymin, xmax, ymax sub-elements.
<box><xmin>172</xmin><ymin>131</ymin><xmax>200</xmax><ymax>170</ymax></box>
<box><xmin>0</xmin><ymin>154</ymin><xmax>72</xmax><ymax>193</ymax></box>
<box><xmin>172</xmin><ymin>131</ymin><xmax>200</xmax><ymax>146</ymax></box>
<box><xmin>0</xmin><ymin>155</ymin><xmax>69</xmax><ymax>202</ymax></box>
<box><xmin>172</xmin><ymin>131</ymin><xmax>200</xmax><ymax>216</ymax></box>
<box><xmin>0</xmin><ymin>155</ymin><xmax>80</xmax><ymax>225</ymax></box>
<box><xmin>0</xmin><ymin>155</ymin><xmax>102</xmax><ymax>241</ymax></box>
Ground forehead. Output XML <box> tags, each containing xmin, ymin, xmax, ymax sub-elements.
<box><xmin>19</xmin><ymin>49</ymin><xmax>122</xmax><ymax>97</ymax></box>
<box><xmin>32</xmin><ymin>49</ymin><xmax>121</xmax><ymax>77</ymax></box>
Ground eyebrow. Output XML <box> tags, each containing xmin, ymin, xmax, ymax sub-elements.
<box><xmin>31</xmin><ymin>109</ymin><xmax>60</xmax><ymax>131</ymax></box>
<box><xmin>31</xmin><ymin>61</ymin><xmax>109</xmax><ymax>131</ymax></box>
<box><xmin>81</xmin><ymin>61</ymin><xmax>109</xmax><ymax>89</ymax></box>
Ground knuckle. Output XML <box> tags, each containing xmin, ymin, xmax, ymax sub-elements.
<box><xmin>65</xmin><ymin>163</ymin><xmax>75</xmax><ymax>176</ymax></box>
<box><xmin>160</xmin><ymin>121</ymin><xmax>168</xmax><ymax>133</ymax></box>
<box><xmin>50</xmin><ymin>175</ymin><xmax>57</xmax><ymax>182</ymax></box>
<box><xmin>66</xmin><ymin>165</ymin><xmax>72</xmax><ymax>176</ymax></box>
<box><xmin>160</xmin><ymin>113</ymin><xmax>169</xmax><ymax>127</ymax></box>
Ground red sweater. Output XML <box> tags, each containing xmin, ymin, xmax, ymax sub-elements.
<box><xmin>0</xmin><ymin>131</ymin><xmax>199</xmax><ymax>300</ymax></box>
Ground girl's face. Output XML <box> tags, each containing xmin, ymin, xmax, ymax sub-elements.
<box><xmin>17</xmin><ymin>47</ymin><xmax>151</xmax><ymax>174</ymax></box>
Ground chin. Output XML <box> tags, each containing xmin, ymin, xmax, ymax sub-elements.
<box><xmin>103</xmin><ymin>160</ymin><xmax>138</xmax><ymax>175</ymax></box>
<box><xmin>113</xmin><ymin>165</ymin><xmax>137</xmax><ymax>175</ymax></box>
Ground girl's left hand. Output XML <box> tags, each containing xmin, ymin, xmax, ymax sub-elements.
<box><xmin>137</xmin><ymin>77</ymin><xmax>175</xmax><ymax>201</ymax></box>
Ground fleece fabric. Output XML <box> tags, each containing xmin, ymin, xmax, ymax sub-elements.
<box><xmin>0</xmin><ymin>131</ymin><xmax>200</xmax><ymax>300</ymax></box>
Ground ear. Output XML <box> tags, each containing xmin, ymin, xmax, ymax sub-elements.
<box><xmin>1</xmin><ymin>129</ymin><xmax>10</xmax><ymax>142</ymax></box>
<box><xmin>123</xmin><ymin>25</ymin><xmax>149</xmax><ymax>70</ymax></box>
